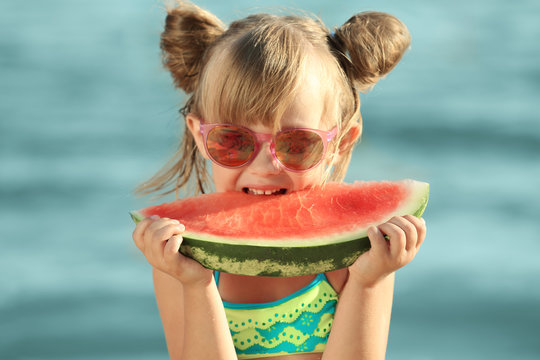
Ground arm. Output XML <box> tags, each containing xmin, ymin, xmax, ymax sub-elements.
<box><xmin>134</xmin><ymin>216</ymin><xmax>237</xmax><ymax>360</ymax></box>
<box><xmin>323</xmin><ymin>215</ymin><xmax>426</xmax><ymax>360</ymax></box>
<box><xmin>324</xmin><ymin>272</ymin><xmax>394</xmax><ymax>360</ymax></box>
<box><xmin>153</xmin><ymin>269</ymin><xmax>185</xmax><ymax>357</ymax></box>
<box><xmin>154</xmin><ymin>268</ymin><xmax>237</xmax><ymax>360</ymax></box>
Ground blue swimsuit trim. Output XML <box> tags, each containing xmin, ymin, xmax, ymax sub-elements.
<box><xmin>214</xmin><ymin>272</ymin><xmax>328</xmax><ymax>309</ymax></box>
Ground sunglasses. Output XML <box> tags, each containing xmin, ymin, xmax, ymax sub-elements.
<box><xmin>199</xmin><ymin>123</ymin><xmax>338</xmax><ymax>172</ymax></box>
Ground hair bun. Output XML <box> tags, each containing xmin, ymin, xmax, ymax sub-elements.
<box><xmin>334</xmin><ymin>11</ymin><xmax>411</xmax><ymax>90</ymax></box>
<box><xmin>161</xmin><ymin>2</ymin><xmax>225</xmax><ymax>93</ymax></box>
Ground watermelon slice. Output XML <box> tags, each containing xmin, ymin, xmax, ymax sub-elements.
<box><xmin>130</xmin><ymin>179</ymin><xmax>429</xmax><ymax>277</ymax></box>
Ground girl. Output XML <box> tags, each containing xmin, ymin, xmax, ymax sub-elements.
<box><xmin>133</xmin><ymin>2</ymin><xmax>426</xmax><ymax>359</ymax></box>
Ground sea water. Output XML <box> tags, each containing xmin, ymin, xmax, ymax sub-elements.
<box><xmin>1</xmin><ymin>0</ymin><xmax>539</xmax><ymax>359</ymax></box>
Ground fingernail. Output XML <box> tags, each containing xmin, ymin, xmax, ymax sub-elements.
<box><xmin>150</xmin><ymin>215</ymin><xmax>159</xmax><ymax>220</ymax></box>
<box><xmin>171</xmin><ymin>219</ymin><xmax>180</xmax><ymax>224</ymax></box>
<box><xmin>177</xmin><ymin>224</ymin><xmax>185</xmax><ymax>232</ymax></box>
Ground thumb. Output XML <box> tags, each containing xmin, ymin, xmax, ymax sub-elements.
<box><xmin>367</xmin><ymin>226</ymin><xmax>388</xmax><ymax>256</ymax></box>
<box><xmin>163</xmin><ymin>234</ymin><xmax>183</xmax><ymax>263</ymax></box>
<box><xmin>166</xmin><ymin>235</ymin><xmax>205</xmax><ymax>270</ymax></box>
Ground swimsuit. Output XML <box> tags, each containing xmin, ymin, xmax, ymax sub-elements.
<box><xmin>215</xmin><ymin>272</ymin><xmax>338</xmax><ymax>359</ymax></box>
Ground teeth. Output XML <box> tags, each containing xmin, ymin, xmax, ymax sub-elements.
<box><xmin>248</xmin><ymin>188</ymin><xmax>281</xmax><ymax>195</ymax></box>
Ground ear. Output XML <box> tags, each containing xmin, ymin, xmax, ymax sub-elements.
<box><xmin>325</xmin><ymin>120</ymin><xmax>362</xmax><ymax>167</ymax></box>
<box><xmin>338</xmin><ymin>119</ymin><xmax>362</xmax><ymax>156</ymax></box>
<box><xmin>186</xmin><ymin>113</ymin><xmax>210</xmax><ymax>160</ymax></box>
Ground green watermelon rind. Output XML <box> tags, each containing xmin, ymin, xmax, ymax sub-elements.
<box><xmin>129</xmin><ymin>181</ymin><xmax>429</xmax><ymax>277</ymax></box>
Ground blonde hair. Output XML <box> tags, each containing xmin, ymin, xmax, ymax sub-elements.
<box><xmin>136</xmin><ymin>1</ymin><xmax>410</xmax><ymax>197</ymax></box>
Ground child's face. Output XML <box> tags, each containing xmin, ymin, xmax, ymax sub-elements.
<box><xmin>190</xmin><ymin>73</ymin><xmax>333</xmax><ymax>195</ymax></box>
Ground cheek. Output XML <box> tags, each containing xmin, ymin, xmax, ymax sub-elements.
<box><xmin>288</xmin><ymin>167</ymin><xmax>326</xmax><ymax>190</ymax></box>
<box><xmin>211</xmin><ymin>163</ymin><xmax>242</xmax><ymax>192</ymax></box>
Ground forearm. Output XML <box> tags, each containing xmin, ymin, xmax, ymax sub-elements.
<box><xmin>181</xmin><ymin>281</ymin><xmax>237</xmax><ymax>360</ymax></box>
<box><xmin>323</xmin><ymin>273</ymin><xmax>395</xmax><ymax>360</ymax></box>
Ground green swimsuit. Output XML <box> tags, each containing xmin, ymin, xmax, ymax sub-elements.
<box><xmin>215</xmin><ymin>272</ymin><xmax>338</xmax><ymax>359</ymax></box>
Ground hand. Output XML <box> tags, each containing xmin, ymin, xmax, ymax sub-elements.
<box><xmin>132</xmin><ymin>215</ymin><xmax>213</xmax><ymax>286</ymax></box>
<box><xmin>348</xmin><ymin>215</ymin><xmax>426</xmax><ymax>288</ymax></box>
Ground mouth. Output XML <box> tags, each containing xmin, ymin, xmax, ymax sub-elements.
<box><xmin>242</xmin><ymin>187</ymin><xmax>288</xmax><ymax>195</ymax></box>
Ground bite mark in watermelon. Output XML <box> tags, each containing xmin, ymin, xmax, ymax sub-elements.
<box><xmin>131</xmin><ymin>179</ymin><xmax>429</xmax><ymax>276</ymax></box>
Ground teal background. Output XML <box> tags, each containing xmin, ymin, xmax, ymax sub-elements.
<box><xmin>1</xmin><ymin>0</ymin><xmax>539</xmax><ymax>359</ymax></box>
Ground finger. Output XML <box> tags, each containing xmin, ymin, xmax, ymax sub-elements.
<box><xmin>141</xmin><ymin>218</ymin><xmax>174</xmax><ymax>256</ymax></box>
<box><xmin>388</xmin><ymin>216</ymin><xmax>418</xmax><ymax>251</ymax></box>
<box><xmin>143</xmin><ymin>217</ymin><xmax>176</xmax><ymax>244</ymax></box>
<box><xmin>403</xmin><ymin>215</ymin><xmax>426</xmax><ymax>250</ymax></box>
<box><xmin>149</xmin><ymin>221</ymin><xmax>185</xmax><ymax>262</ymax></box>
<box><xmin>367</xmin><ymin>225</ymin><xmax>389</xmax><ymax>257</ymax></box>
<box><xmin>132</xmin><ymin>216</ymin><xmax>158</xmax><ymax>251</ymax></box>
<box><xmin>378</xmin><ymin>221</ymin><xmax>406</xmax><ymax>259</ymax></box>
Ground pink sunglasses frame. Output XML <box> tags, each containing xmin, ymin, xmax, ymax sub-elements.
<box><xmin>199</xmin><ymin>123</ymin><xmax>338</xmax><ymax>172</ymax></box>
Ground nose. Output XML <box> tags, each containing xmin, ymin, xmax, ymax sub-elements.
<box><xmin>248</xmin><ymin>142</ymin><xmax>282</xmax><ymax>175</ymax></box>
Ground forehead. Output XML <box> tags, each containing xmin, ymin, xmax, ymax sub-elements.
<box><xmin>279</xmin><ymin>71</ymin><xmax>327</xmax><ymax>130</ymax></box>
<box><xmin>199</xmin><ymin>48</ymin><xmax>336</xmax><ymax>132</ymax></box>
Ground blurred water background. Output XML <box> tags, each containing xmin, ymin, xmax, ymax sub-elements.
<box><xmin>1</xmin><ymin>0</ymin><xmax>539</xmax><ymax>359</ymax></box>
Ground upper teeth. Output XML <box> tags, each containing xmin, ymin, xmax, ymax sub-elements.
<box><xmin>248</xmin><ymin>188</ymin><xmax>280</xmax><ymax>195</ymax></box>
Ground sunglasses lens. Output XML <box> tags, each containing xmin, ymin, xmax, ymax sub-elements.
<box><xmin>275</xmin><ymin>130</ymin><xmax>325</xmax><ymax>171</ymax></box>
<box><xmin>206</xmin><ymin>126</ymin><xmax>255</xmax><ymax>167</ymax></box>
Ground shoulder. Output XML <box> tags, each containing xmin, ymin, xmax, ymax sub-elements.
<box><xmin>324</xmin><ymin>268</ymin><xmax>349</xmax><ymax>294</ymax></box>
